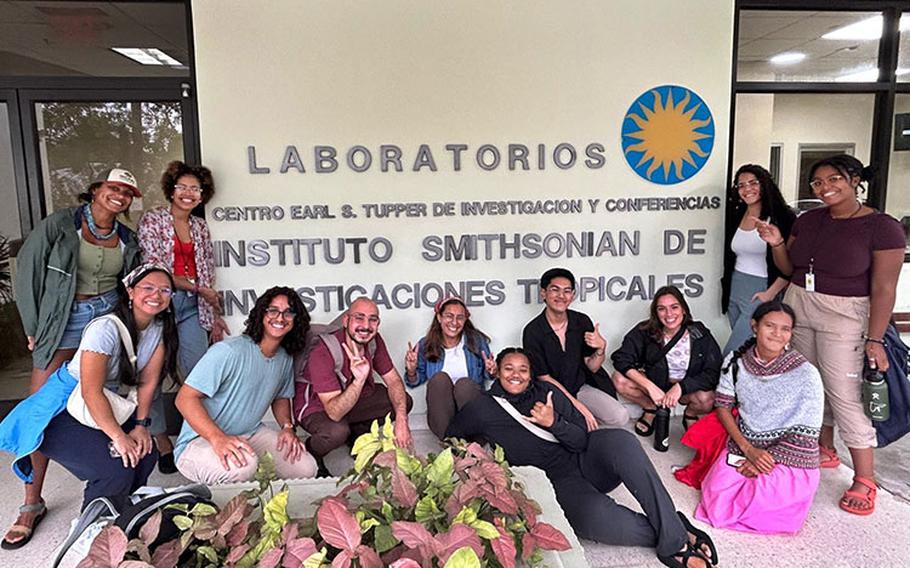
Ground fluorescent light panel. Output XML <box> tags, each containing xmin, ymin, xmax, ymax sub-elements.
<box><xmin>835</xmin><ymin>67</ymin><xmax>910</xmax><ymax>82</ymax></box>
<box><xmin>770</xmin><ymin>52</ymin><xmax>806</xmax><ymax>65</ymax></box>
<box><xmin>112</xmin><ymin>47</ymin><xmax>184</xmax><ymax>67</ymax></box>
<box><xmin>823</xmin><ymin>15</ymin><xmax>910</xmax><ymax>41</ymax></box>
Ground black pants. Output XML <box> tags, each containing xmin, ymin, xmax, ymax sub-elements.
<box><xmin>551</xmin><ymin>428</ymin><xmax>687</xmax><ymax>557</ymax></box>
<box><xmin>40</xmin><ymin>412</ymin><xmax>158</xmax><ymax>511</ymax></box>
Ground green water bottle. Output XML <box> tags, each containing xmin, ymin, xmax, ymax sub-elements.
<box><xmin>862</xmin><ymin>359</ymin><xmax>890</xmax><ymax>422</ymax></box>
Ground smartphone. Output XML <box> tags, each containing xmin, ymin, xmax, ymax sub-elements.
<box><xmin>726</xmin><ymin>453</ymin><xmax>746</xmax><ymax>467</ymax></box>
<box><xmin>108</xmin><ymin>441</ymin><xmax>121</xmax><ymax>458</ymax></box>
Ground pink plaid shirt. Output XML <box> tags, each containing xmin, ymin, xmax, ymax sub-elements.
<box><xmin>138</xmin><ymin>206</ymin><xmax>217</xmax><ymax>331</ymax></box>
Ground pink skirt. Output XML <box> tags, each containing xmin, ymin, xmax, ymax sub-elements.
<box><xmin>695</xmin><ymin>449</ymin><xmax>819</xmax><ymax>535</ymax></box>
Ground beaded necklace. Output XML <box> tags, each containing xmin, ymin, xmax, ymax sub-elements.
<box><xmin>83</xmin><ymin>204</ymin><xmax>119</xmax><ymax>241</ymax></box>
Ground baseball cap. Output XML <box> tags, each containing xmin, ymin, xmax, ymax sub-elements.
<box><xmin>98</xmin><ymin>168</ymin><xmax>141</xmax><ymax>197</ymax></box>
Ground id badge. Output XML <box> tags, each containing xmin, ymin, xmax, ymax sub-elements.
<box><xmin>805</xmin><ymin>273</ymin><xmax>816</xmax><ymax>293</ymax></box>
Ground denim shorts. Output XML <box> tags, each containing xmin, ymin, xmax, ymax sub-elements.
<box><xmin>58</xmin><ymin>289</ymin><xmax>120</xmax><ymax>349</ymax></box>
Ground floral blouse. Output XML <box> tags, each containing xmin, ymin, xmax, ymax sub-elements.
<box><xmin>138</xmin><ymin>206</ymin><xmax>217</xmax><ymax>331</ymax></box>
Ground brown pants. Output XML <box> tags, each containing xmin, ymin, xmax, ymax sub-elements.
<box><xmin>426</xmin><ymin>372</ymin><xmax>484</xmax><ymax>439</ymax></box>
<box><xmin>301</xmin><ymin>384</ymin><xmax>413</xmax><ymax>457</ymax></box>
<box><xmin>785</xmin><ymin>285</ymin><xmax>876</xmax><ymax>448</ymax></box>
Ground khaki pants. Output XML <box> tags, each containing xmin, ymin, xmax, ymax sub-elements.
<box><xmin>785</xmin><ymin>285</ymin><xmax>876</xmax><ymax>448</ymax></box>
<box><xmin>577</xmin><ymin>384</ymin><xmax>630</xmax><ymax>428</ymax></box>
<box><xmin>177</xmin><ymin>424</ymin><xmax>318</xmax><ymax>484</ymax></box>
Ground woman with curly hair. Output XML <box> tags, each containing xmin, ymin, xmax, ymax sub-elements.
<box><xmin>173</xmin><ymin>286</ymin><xmax>317</xmax><ymax>483</ymax></box>
<box><xmin>721</xmin><ymin>164</ymin><xmax>795</xmax><ymax>355</ymax></box>
<box><xmin>138</xmin><ymin>161</ymin><xmax>229</xmax><ymax>473</ymax></box>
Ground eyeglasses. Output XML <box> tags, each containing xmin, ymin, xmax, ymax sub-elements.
<box><xmin>265</xmin><ymin>307</ymin><xmax>296</xmax><ymax>319</ymax></box>
<box><xmin>135</xmin><ymin>284</ymin><xmax>173</xmax><ymax>297</ymax></box>
<box><xmin>734</xmin><ymin>179</ymin><xmax>760</xmax><ymax>190</ymax></box>
<box><xmin>809</xmin><ymin>174</ymin><xmax>846</xmax><ymax>190</ymax></box>
<box><xmin>174</xmin><ymin>183</ymin><xmax>202</xmax><ymax>194</ymax></box>
<box><xmin>546</xmin><ymin>286</ymin><xmax>574</xmax><ymax>296</ymax></box>
<box><xmin>350</xmin><ymin>313</ymin><xmax>380</xmax><ymax>325</ymax></box>
<box><xmin>441</xmin><ymin>313</ymin><xmax>466</xmax><ymax>323</ymax></box>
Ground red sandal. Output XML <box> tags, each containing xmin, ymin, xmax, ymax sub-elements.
<box><xmin>819</xmin><ymin>445</ymin><xmax>841</xmax><ymax>469</ymax></box>
<box><xmin>839</xmin><ymin>476</ymin><xmax>877</xmax><ymax>516</ymax></box>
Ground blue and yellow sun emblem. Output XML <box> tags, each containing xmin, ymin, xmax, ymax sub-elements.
<box><xmin>621</xmin><ymin>85</ymin><xmax>714</xmax><ymax>185</ymax></box>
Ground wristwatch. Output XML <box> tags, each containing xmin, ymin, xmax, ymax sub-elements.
<box><xmin>135</xmin><ymin>417</ymin><xmax>152</xmax><ymax>427</ymax></box>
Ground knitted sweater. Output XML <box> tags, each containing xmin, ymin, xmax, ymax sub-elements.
<box><xmin>716</xmin><ymin>350</ymin><xmax>823</xmax><ymax>469</ymax></box>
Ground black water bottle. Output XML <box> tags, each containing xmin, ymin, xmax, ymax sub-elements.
<box><xmin>653</xmin><ymin>407</ymin><xmax>670</xmax><ymax>452</ymax></box>
<box><xmin>862</xmin><ymin>359</ymin><xmax>890</xmax><ymax>422</ymax></box>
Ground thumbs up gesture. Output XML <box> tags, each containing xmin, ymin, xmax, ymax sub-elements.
<box><xmin>525</xmin><ymin>391</ymin><xmax>556</xmax><ymax>428</ymax></box>
<box><xmin>404</xmin><ymin>341</ymin><xmax>419</xmax><ymax>379</ymax></box>
<box><xmin>584</xmin><ymin>323</ymin><xmax>607</xmax><ymax>352</ymax></box>
<box><xmin>483</xmin><ymin>350</ymin><xmax>498</xmax><ymax>378</ymax></box>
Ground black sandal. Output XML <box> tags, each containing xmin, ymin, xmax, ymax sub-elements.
<box><xmin>658</xmin><ymin>541</ymin><xmax>711</xmax><ymax>568</ymax></box>
<box><xmin>681</xmin><ymin>414</ymin><xmax>700</xmax><ymax>433</ymax></box>
<box><xmin>677</xmin><ymin>511</ymin><xmax>718</xmax><ymax>566</ymax></box>
<box><xmin>635</xmin><ymin>408</ymin><xmax>657</xmax><ymax>437</ymax></box>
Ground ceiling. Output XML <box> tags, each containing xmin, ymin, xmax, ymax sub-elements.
<box><xmin>738</xmin><ymin>10</ymin><xmax>910</xmax><ymax>82</ymax></box>
<box><xmin>0</xmin><ymin>1</ymin><xmax>189</xmax><ymax>77</ymax></box>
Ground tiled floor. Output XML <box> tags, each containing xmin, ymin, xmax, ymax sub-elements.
<box><xmin>0</xmin><ymin>419</ymin><xmax>908</xmax><ymax>567</ymax></box>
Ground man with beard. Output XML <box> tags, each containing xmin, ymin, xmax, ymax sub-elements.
<box><xmin>299</xmin><ymin>297</ymin><xmax>413</xmax><ymax>476</ymax></box>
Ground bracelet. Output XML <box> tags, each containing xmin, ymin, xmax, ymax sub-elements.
<box><xmin>771</xmin><ymin>240</ymin><xmax>785</xmax><ymax>248</ymax></box>
<box><xmin>594</xmin><ymin>349</ymin><xmax>605</xmax><ymax>357</ymax></box>
<box><xmin>281</xmin><ymin>422</ymin><xmax>295</xmax><ymax>430</ymax></box>
<box><xmin>863</xmin><ymin>335</ymin><xmax>885</xmax><ymax>345</ymax></box>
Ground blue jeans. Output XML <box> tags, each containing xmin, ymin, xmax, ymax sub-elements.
<box><xmin>149</xmin><ymin>291</ymin><xmax>209</xmax><ymax>436</ymax></box>
<box><xmin>58</xmin><ymin>289</ymin><xmax>120</xmax><ymax>349</ymax></box>
<box><xmin>723</xmin><ymin>270</ymin><xmax>767</xmax><ymax>356</ymax></box>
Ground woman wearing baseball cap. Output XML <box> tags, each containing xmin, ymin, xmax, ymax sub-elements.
<box><xmin>403</xmin><ymin>296</ymin><xmax>497</xmax><ymax>439</ymax></box>
<box><xmin>4</xmin><ymin>168</ymin><xmax>142</xmax><ymax>549</ymax></box>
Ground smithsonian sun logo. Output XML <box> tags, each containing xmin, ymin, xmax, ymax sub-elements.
<box><xmin>621</xmin><ymin>85</ymin><xmax>714</xmax><ymax>185</ymax></box>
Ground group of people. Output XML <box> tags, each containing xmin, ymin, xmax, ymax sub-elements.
<box><xmin>0</xmin><ymin>152</ymin><xmax>901</xmax><ymax>568</ymax></box>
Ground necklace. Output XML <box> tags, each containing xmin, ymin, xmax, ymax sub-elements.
<box><xmin>83</xmin><ymin>204</ymin><xmax>119</xmax><ymax>241</ymax></box>
<box><xmin>830</xmin><ymin>201</ymin><xmax>862</xmax><ymax>220</ymax></box>
<box><xmin>548</xmin><ymin>318</ymin><xmax>568</xmax><ymax>333</ymax></box>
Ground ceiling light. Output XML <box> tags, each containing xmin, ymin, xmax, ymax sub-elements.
<box><xmin>112</xmin><ymin>47</ymin><xmax>184</xmax><ymax>67</ymax></box>
<box><xmin>770</xmin><ymin>52</ymin><xmax>806</xmax><ymax>65</ymax></box>
<box><xmin>835</xmin><ymin>67</ymin><xmax>910</xmax><ymax>82</ymax></box>
<box><xmin>823</xmin><ymin>15</ymin><xmax>910</xmax><ymax>41</ymax></box>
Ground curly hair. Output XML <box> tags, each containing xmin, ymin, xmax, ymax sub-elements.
<box><xmin>161</xmin><ymin>160</ymin><xmax>216</xmax><ymax>205</ymax></box>
<box><xmin>495</xmin><ymin>346</ymin><xmax>528</xmax><ymax>367</ymax></box>
<box><xmin>243</xmin><ymin>286</ymin><xmax>310</xmax><ymax>355</ymax></box>
<box><xmin>730</xmin><ymin>164</ymin><xmax>791</xmax><ymax>221</ymax></box>
<box><xmin>639</xmin><ymin>285</ymin><xmax>693</xmax><ymax>342</ymax></box>
<box><xmin>112</xmin><ymin>266</ymin><xmax>179</xmax><ymax>387</ymax></box>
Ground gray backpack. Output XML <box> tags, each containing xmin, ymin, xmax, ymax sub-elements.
<box><xmin>292</xmin><ymin>313</ymin><xmax>376</xmax><ymax>422</ymax></box>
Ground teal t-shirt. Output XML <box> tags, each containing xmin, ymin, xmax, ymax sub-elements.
<box><xmin>174</xmin><ymin>335</ymin><xmax>294</xmax><ymax>460</ymax></box>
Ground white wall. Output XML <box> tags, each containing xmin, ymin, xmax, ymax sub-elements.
<box><xmin>191</xmin><ymin>1</ymin><xmax>734</xmax><ymax>363</ymax></box>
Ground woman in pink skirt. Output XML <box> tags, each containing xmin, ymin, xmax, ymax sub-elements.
<box><xmin>696</xmin><ymin>300</ymin><xmax>823</xmax><ymax>534</ymax></box>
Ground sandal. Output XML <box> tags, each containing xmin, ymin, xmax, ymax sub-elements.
<box><xmin>658</xmin><ymin>541</ymin><xmax>711</xmax><ymax>568</ymax></box>
<box><xmin>819</xmin><ymin>445</ymin><xmax>841</xmax><ymax>469</ymax></box>
<box><xmin>1</xmin><ymin>500</ymin><xmax>47</xmax><ymax>550</ymax></box>
<box><xmin>839</xmin><ymin>475</ymin><xmax>877</xmax><ymax>516</ymax></box>
<box><xmin>635</xmin><ymin>408</ymin><xmax>657</xmax><ymax>437</ymax></box>
<box><xmin>681</xmin><ymin>414</ymin><xmax>700</xmax><ymax>433</ymax></box>
<box><xmin>677</xmin><ymin>511</ymin><xmax>718</xmax><ymax>566</ymax></box>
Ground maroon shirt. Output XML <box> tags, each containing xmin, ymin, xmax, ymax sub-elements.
<box><xmin>301</xmin><ymin>329</ymin><xmax>394</xmax><ymax>419</ymax></box>
<box><xmin>789</xmin><ymin>208</ymin><xmax>905</xmax><ymax>297</ymax></box>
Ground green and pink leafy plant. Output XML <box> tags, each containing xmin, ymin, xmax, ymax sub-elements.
<box><xmin>307</xmin><ymin>416</ymin><xmax>571</xmax><ymax>567</ymax></box>
<box><xmin>76</xmin><ymin>416</ymin><xmax>570</xmax><ymax>567</ymax></box>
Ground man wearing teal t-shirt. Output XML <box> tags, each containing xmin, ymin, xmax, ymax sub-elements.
<box><xmin>175</xmin><ymin>286</ymin><xmax>317</xmax><ymax>483</ymax></box>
